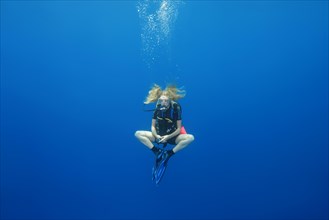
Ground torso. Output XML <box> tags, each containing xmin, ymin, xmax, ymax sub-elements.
<box><xmin>153</xmin><ymin>102</ymin><xmax>181</xmax><ymax>135</ymax></box>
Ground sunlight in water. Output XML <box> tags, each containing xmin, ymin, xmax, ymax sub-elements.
<box><xmin>137</xmin><ymin>0</ymin><xmax>183</xmax><ymax>67</ymax></box>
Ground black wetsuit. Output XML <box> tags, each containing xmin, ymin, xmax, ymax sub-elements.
<box><xmin>153</xmin><ymin>102</ymin><xmax>182</xmax><ymax>145</ymax></box>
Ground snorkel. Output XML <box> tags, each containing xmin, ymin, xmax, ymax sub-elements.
<box><xmin>143</xmin><ymin>98</ymin><xmax>170</xmax><ymax>112</ymax></box>
<box><xmin>157</xmin><ymin>95</ymin><xmax>171</xmax><ymax>111</ymax></box>
<box><xmin>143</xmin><ymin>90</ymin><xmax>172</xmax><ymax>112</ymax></box>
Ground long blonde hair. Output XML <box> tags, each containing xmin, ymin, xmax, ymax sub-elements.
<box><xmin>144</xmin><ymin>84</ymin><xmax>186</xmax><ymax>104</ymax></box>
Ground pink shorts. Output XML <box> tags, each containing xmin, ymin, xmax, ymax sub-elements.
<box><xmin>180</xmin><ymin>126</ymin><xmax>187</xmax><ymax>134</ymax></box>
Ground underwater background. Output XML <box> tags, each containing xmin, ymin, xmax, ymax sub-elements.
<box><xmin>1</xmin><ymin>1</ymin><xmax>328</xmax><ymax>220</ymax></box>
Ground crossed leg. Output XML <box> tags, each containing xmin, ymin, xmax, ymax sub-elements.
<box><xmin>135</xmin><ymin>131</ymin><xmax>155</xmax><ymax>149</ymax></box>
<box><xmin>135</xmin><ymin>130</ymin><xmax>194</xmax><ymax>153</ymax></box>
<box><xmin>173</xmin><ymin>134</ymin><xmax>194</xmax><ymax>153</ymax></box>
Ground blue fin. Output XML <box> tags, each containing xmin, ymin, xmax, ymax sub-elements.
<box><xmin>153</xmin><ymin>151</ymin><xmax>170</xmax><ymax>185</ymax></box>
<box><xmin>152</xmin><ymin>150</ymin><xmax>164</xmax><ymax>181</ymax></box>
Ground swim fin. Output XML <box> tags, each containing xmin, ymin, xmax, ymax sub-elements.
<box><xmin>153</xmin><ymin>150</ymin><xmax>171</xmax><ymax>185</ymax></box>
<box><xmin>152</xmin><ymin>149</ymin><xmax>164</xmax><ymax>182</ymax></box>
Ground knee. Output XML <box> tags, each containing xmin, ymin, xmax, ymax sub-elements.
<box><xmin>188</xmin><ymin>134</ymin><xmax>195</xmax><ymax>142</ymax></box>
<box><xmin>135</xmin><ymin>130</ymin><xmax>142</xmax><ymax>138</ymax></box>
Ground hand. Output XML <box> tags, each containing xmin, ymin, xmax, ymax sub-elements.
<box><xmin>155</xmin><ymin>135</ymin><xmax>162</xmax><ymax>143</ymax></box>
<box><xmin>158</xmin><ymin>135</ymin><xmax>170</xmax><ymax>143</ymax></box>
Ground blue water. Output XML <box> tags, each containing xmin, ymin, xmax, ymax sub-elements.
<box><xmin>1</xmin><ymin>1</ymin><xmax>328</xmax><ymax>220</ymax></box>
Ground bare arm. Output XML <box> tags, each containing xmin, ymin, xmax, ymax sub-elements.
<box><xmin>151</xmin><ymin>119</ymin><xmax>160</xmax><ymax>139</ymax></box>
<box><xmin>158</xmin><ymin>120</ymin><xmax>182</xmax><ymax>143</ymax></box>
<box><xmin>167</xmin><ymin>120</ymin><xmax>182</xmax><ymax>139</ymax></box>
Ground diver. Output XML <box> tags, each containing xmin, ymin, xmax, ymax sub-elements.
<box><xmin>135</xmin><ymin>84</ymin><xmax>194</xmax><ymax>184</ymax></box>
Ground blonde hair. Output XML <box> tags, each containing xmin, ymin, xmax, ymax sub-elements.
<box><xmin>144</xmin><ymin>84</ymin><xmax>186</xmax><ymax>104</ymax></box>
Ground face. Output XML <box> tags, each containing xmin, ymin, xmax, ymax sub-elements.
<box><xmin>158</xmin><ymin>95</ymin><xmax>170</xmax><ymax>107</ymax></box>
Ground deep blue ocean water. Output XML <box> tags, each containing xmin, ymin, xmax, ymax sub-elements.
<box><xmin>1</xmin><ymin>1</ymin><xmax>328</xmax><ymax>220</ymax></box>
